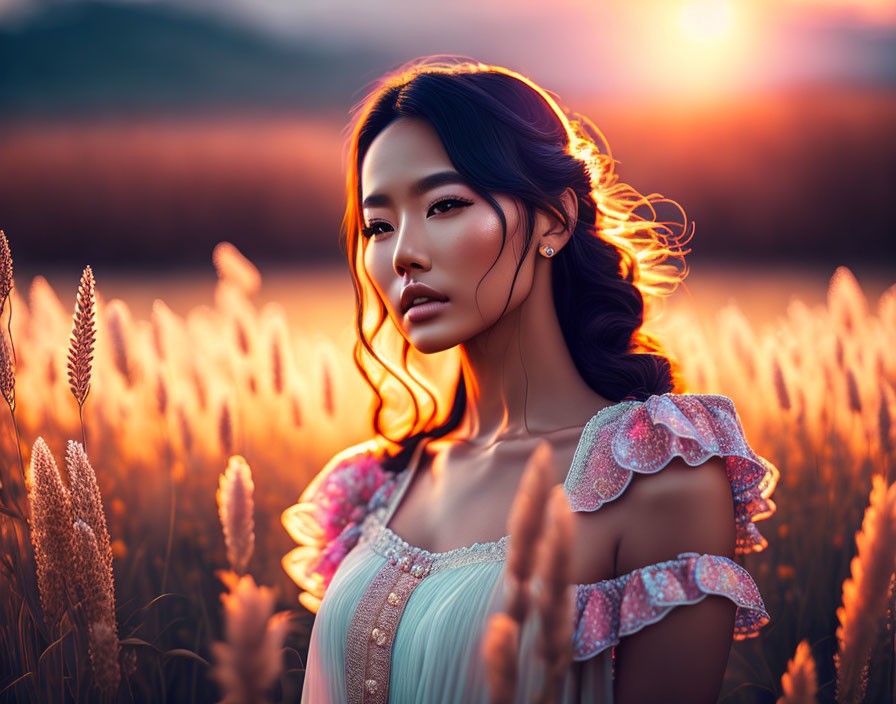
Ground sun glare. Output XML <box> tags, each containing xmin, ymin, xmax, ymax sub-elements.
<box><xmin>627</xmin><ymin>0</ymin><xmax>756</xmax><ymax>97</ymax></box>
<box><xmin>679</xmin><ymin>0</ymin><xmax>735</xmax><ymax>42</ymax></box>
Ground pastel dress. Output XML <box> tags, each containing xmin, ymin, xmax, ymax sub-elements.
<box><xmin>281</xmin><ymin>393</ymin><xmax>778</xmax><ymax>703</ymax></box>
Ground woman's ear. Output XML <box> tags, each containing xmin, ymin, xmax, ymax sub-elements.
<box><xmin>559</xmin><ymin>187</ymin><xmax>578</xmax><ymax>234</ymax></box>
<box><xmin>538</xmin><ymin>187</ymin><xmax>579</xmax><ymax>252</ymax></box>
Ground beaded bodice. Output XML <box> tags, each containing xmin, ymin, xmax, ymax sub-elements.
<box><xmin>363</xmin><ymin>500</ymin><xmax>511</xmax><ymax>578</ymax></box>
<box><xmin>357</xmin><ymin>429</ymin><xmax>516</xmax><ymax>579</ymax></box>
<box><xmin>283</xmin><ymin>392</ymin><xmax>778</xmax><ymax>703</ymax></box>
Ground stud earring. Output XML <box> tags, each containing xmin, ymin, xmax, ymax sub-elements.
<box><xmin>540</xmin><ymin>245</ymin><xmax>555</xmax><ymax>258</ymax></box>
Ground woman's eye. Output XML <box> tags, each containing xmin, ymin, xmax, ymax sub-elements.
<box><xmin>362</xmin><ymin>199</ymin><xmax>472</xmax><ymax>238</ymax></box>
<box><xmin>427</xmin><ymin>198</ymin><xmax>473</xmax><ymax>217</ymax></box>
<box><xmin>361</xmin><ymin>221</ymin><xmax>393</xmax><ymax>239</ymax></box>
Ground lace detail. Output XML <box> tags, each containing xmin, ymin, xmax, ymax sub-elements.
<box><xmin>363</xmin><ymin>507</ymin><xmax>510</xmax><ymax>576</ymax></box>
<box><xmin>281</xmin><ymin>443</ymin><xmax>400</xmax><ymax>612</ymax></box>
<box><xmin>355</xmin><ymin>402</ymin><xmax>635</xmax><ymax>577</ymax></box>
<box><xmin>573</xmin><ymin>552</ymin><xmax>769</xmax><ymax>661</ymax></box>
<box><xmin>564</xmin><ymin>392</ymin><xmax>779</xmax><ymax>554</ymax></box>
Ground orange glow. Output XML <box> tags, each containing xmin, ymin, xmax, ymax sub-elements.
<box><xmin>611</xmin><ymin>0</ymin><xmax>894</xmax><ymax>96</ymax></box>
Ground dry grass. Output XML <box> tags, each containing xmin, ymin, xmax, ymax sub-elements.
<box><xmin>0</xmin><ymin>231</ymin><xmax>893</xmax><ymax>701</ymax></box>
<box><xmin>217</xmin><ymin>455</ymin><xmax>256</xmax><ymax>577</ymax></box>
<box><xmin>833</xmin><ymin>476</ymin><xmax>896</xmax><ymax>703</ymax></box>
<box><xmin>655</xmin><ymin>266</ymin><xmax>896</xmax><ymax>703</ymax></box>
<box><xmin>210</xmin><ymin>570</ymin><xmax>292</xmax><ymax>704</ymax></box>
<box><xmin>778</xmin><ymin>639</ymin><xmax>818</xmax><ymax>704</ymax></box>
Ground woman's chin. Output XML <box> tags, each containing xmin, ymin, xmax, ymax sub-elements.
<box><xmin>404</xmin><ymin>326</ymin><xmax>463</xmax><ymax>355</ymax></box>
<box><xmin>408</xmin><ymin>336</ymin><xmax>455</xmax><ymax>355</ymax></box>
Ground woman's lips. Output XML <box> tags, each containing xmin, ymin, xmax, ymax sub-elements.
<box><xmin>405</xmin><ymin>299</ymin><xmax>449</xmax><ymax>323</ymax></box>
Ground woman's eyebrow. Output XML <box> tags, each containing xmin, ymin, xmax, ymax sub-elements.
<box><xmin>362</xmin><ymin>170</ymin><xmax>466</xmax><ymax>208</ymax></box>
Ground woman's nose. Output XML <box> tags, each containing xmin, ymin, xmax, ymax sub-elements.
<box><xmin>392</xmin><ymin>219</ymin><xmax>431</xmax><ymax>277</ymax></box>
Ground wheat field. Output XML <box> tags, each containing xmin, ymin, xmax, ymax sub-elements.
<box><xmin>0</xmin><ymin>232</ymin><xmax>894</xmax><ymax>703</ymax></box>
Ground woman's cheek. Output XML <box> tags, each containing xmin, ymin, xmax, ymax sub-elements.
<box><xmin>447</xmin><ymin>210</ymin><xmax>506</xmax><ymax>264</ymax></box>
<box><xmin>363</xmin><ymin>247</ymin><xmax>393</xmax><ymax>308</ymax></box>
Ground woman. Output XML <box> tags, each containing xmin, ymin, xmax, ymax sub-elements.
<box><xmin>282</xmin><ymin>57</ymin><xmax>778</xmax><ymax>703</ymax></box>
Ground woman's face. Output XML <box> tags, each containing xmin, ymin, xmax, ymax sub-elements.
<box><xmin>360</xmin><ymin>117</ymin><xmax>540</xmax><ymax>354</ymax></box>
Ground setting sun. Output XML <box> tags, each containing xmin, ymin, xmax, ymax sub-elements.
<box><xmin>629</xmin><ymin>0</ymin><xmax>754</xmax><ymax>97</ymax></box>
<box><xmin>679</xmin><ymin>0</ymin><xmax>736</xmax><ymax>42</ymax></box>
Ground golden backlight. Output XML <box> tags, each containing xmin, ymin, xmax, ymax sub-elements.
<box><xmin>679</xmin><ymin>0</ymin><xmax>735</xmax><ymax>41</ymax></box>
<box><xmin>627</xmin><ymin>0</ymin><xmax>755</xmax><ymax>97</ymax></box>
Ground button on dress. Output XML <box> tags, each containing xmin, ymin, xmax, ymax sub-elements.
<box><xmin>282</xmin><ymin>393</ymin><xmax>777</xmax><ymax>703</ymax></box>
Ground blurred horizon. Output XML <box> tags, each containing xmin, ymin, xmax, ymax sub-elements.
<box><xmin>1</xmin><ymin>0</ymin><xmax>894</xmax><ymax>269</ymax></box>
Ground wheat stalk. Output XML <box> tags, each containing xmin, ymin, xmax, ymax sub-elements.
<box><xmin>483</xmin><ymin>441</ymin><xmax>556</xmax><ymax>703</ymax></box>
<box><xmin>0</xmin><ymin>230</ymin><xmax>12</xmax><ymax>304</ymax></box>
<box><xmin>178</xmin><ymin>405</ymin><xmax>194</xmax><ymax>456</ymax></box>
<box><xmin>66</xmin><ymin>441</ymin><xmax>114</xmax><ymax>574</ymax></box>
<box><xmin>0</xmin><ymin>231</ymin><xmax>26</xmax><ymax>516</ymax></box>
<box><xmin>67</xmin><ymin>265</ymin><xmax>96</xmax><ymax>452</ymax></box>
<box><xmin>845</xmin><ymin>367</ymin><xmax>863</xmax><ymax>415</ymax></box>
<box><xmin>773</xmin><ymin>355</ymin><xmax>792</xmax><ymax>412</ymax></box>
<box><xmin>213</xmin><ymin>241</ymin><xmax>262</xmax><ymax>295</ymax></box>
<box><xmin>105</xmin><ymin>299</ymin><xmax>133</xmax><ymax>386</ymax></box>
<box><xmin>156</xmin><ymin>371</ymin><xmax>168</xmax><ymax>416</ymax></box>
<box><xmin>27</xmin><ymin>437</ymin><xmax>74</xmax><ymax>628</ymax></box>
<box><xmin>0</xmin><ymin>330</ymin><xmax>24</xmax><ymax>509</ymax></box>
<box><xmin>0</xmin><ymin>330</ymin><xmax>15</xmax><ymax>410</ymax></box>
<box><xmin>271</xmin><ymin>334</ymin><xmax>284</xmax><ymax>395</ymax></box>
<box><xmin>219</xmin><ymin>399</ymin><xmax>235</xmax><ymax>455</ymax></box>
<box><xmin>878</xmin><ymin>382</ymin><xmax>892</xmax><ymax>458</ymax></box>
<box><xmin>87</xmin><ymin>620</ymin><xmax>123</xmax><ymax>695</ymax></box>
<box><xmin>533</xmin><ymin>486</ymin><xmax>576</xmax><ymax>704</ymax></box>
<box><xmin>217</xmin><ymin>455</ymin><xmax>256</xmax><ymax>576</ymax></box>
<box><xmin>777</xmin><ymin>639</ymin><xmax>818</xmax><ymax>704</ymax></box>
<box><xmin>482</xmin><ymin>613</ymin><xmax>519</xmax><ymax>704</ymax></box>
<box><xmin>71</xmin><ymin>518</ymin><xmax>120</xmax><ymax>693</ymax></box>
<box><xmin>321</xmin><ymin>356</ymin><xmax>335</xmax><ymax>416</ymax></box>
<box><xmin>0</xmin><ymin>229</ymin><xmax>15</xmax><ymax>366</ymax></box>
<box><xmin>506</xmin><ymin>441</ymin><xmax>555</xmax><ymax>622</ymax></box>
<box><xmin>211</xmin><ymin>570</ymin><xmax>292</xmax><ymax>704</ymax></box>
<box><xmin>835</xmin><ymin>475</ymin><xmax>896</xmax><ymax>703</ymax></box>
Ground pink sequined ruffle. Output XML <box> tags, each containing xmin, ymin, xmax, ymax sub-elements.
<box><xmin>281</xmin><ymin>448</ymin><xmax>398</xmax><ymax>607</ymax></box>
<box><xmin>565</xmin><ymin>393</ymin><xmax>779</xmax><ymax>553</ymax></box>
<box><xmin>573</xmin><ymin>552</ymin><xmax>769</xmax><ymax>661</ymax></box>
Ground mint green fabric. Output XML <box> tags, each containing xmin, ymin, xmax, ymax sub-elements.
<box><xmin>300</xmin><ymin>514</ymin><xmax>613</xmax><ymax>703</ymax></box>
<box><xmin>297</xmin><ymin>393</ymin><xmax>774</xmax><ymax>702</ymax></box>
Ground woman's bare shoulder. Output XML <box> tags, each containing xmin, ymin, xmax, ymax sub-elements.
<box><xmin>613</xmin><ymin>455</ymin><xmax>735</xmax><ymax>575</ymax></box>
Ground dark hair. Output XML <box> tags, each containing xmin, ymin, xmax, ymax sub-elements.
<box><xmin>341</xmin><ymin>57</ymin><xmax>690</xmax><ymax>471</ymax></box>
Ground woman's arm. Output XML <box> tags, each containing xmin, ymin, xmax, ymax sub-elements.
<box><xmin>611</xmin><ymin>456</ymin><xmax>738</xmax><ymax>704</ymax></box>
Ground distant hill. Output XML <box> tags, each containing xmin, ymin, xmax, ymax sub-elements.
<box><xmin>0</xmin><ymin>0</ymin><xmax>400</xmax><ymax>119</ymax></box>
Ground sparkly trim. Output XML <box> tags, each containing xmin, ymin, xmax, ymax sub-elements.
<box><xmin>564</xmin><ymin>392</ymin><xmax>779</xmax><ymax>554</ymax></box>
<box><xmin>364</xmin><ymin>508</ymin><xmax>510</xmax><ymax>575</ymax></box>
<box><xmin>573</xmin><ymin>552</ymin><xmax>769</xmax><ymax>661</ymax></box>
<box><xmin>356</xmin><ymin>403</ymin><xmax>638</xmax><ymax>576</ymax></box>
<box><xmin>281</xmin><ymin>446</ymin><xmax>401</xmax><ymax>609</ymax></box>
<box><xmin>345</xmin><ymin>561</ymin><xmax>426</xmax><ymax>703</ymax></box>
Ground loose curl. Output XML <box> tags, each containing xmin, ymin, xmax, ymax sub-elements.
<box><xmin>341</xmin><ymin>57</ymin><xmax>692</xmax><ymax>471</ymax></box>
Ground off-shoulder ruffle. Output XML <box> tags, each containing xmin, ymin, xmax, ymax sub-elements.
<box><xmin>573</xmin><ymin>552</ymin><xmax>769</xmax><ymax>661</ymax></box>
<box><xmin>564</xmin><ymin>392</ymin><xmax>779</xmax><ymax>553</ymax></box>
<box><xmin>281</xmin><ymin>444</ymin><xmax>398</xmax><ymax>612</ymax></box>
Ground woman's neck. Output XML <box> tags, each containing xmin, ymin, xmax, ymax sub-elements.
<box><xmin>452</xmin><ymin>258</ymin><xmax>612</xmax><ymax>447</ymax></box>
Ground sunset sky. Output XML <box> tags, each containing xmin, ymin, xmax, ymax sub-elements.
<box><xmin>1</xmin><ymin>0</ymin><xmax>894</xmax><ymax>100</ymax></box>
<box><xmin>1</xmin><ymin>0</ymin><xmax>893</xmax><ymax>267</ymax></box>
